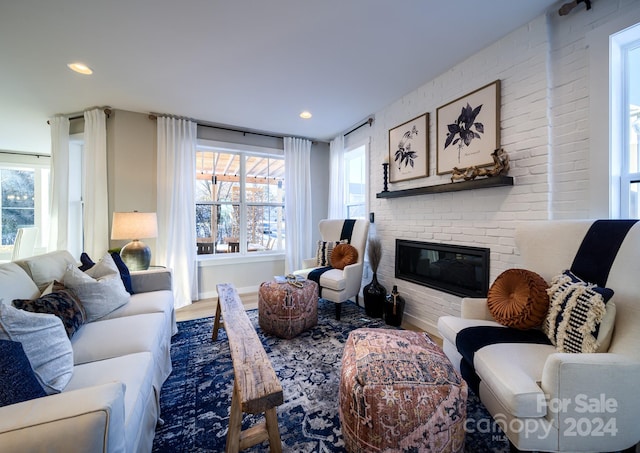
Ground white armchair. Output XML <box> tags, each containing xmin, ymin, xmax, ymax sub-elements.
<box><xmin>437</xmin><ymin>220</ymin><xmax>640</xmax><ymax>452</ymax></box>
<box><xmin>294</xmin><ymin>219</ymin><xmax>369</xmax><ymax>320</ymax></box>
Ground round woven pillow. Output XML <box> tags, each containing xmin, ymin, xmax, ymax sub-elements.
<box><xmin>487</xmin><ymin>268</ymin><xmax>550</xmax><ymax>330</ymax></box>
<box><xmin>331</xmin><ymin>244</ymin><xmax>359</xmax><ymax>270</ymax></box>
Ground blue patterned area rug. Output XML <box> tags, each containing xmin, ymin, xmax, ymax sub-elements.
<box><xmin>152</xmin><ymin>299</ymin><xmax>509</xmax><ymax>452</ymax></box>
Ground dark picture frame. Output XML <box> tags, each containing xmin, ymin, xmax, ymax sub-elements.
<box><xmin>436</xmin><ymin>80</ymin><xmax>501</xmax><ymax>175</ymax></box>
<box><xmin>388</xmin><ymin>113</ymin><xmax>429</xmax><ymax>182</ymax></box>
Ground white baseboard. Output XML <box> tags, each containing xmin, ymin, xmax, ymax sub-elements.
<box><xmin>403</xmin><ymin>312</ymin><xmax>440</xmax><ymax>339</ymax></box>
<box><xmin>198</xmin><ymin>285</ymin><xmax>259</xmax><ymax>300</ymax></box>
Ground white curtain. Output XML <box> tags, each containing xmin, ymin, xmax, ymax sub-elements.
<box><xmin>48</xmin><ymin>116</ymin><xmax>70</xmax><ymax>252</ymax></box>
<box><xmin>284</xmin><ymin>137</ymin><xmax>312</xmax><ymax>273</ymax></box>
<box><xmin>82</xmin><ymin>109</ymin><xmax>109</xmax><ymax>257</ymax></box>
<box><xmin>156</xmin><ymin>117</ymin><xmax>198</xmax><ymax>309</ymax></box>
<box><xmin>328</xmin><ymin>135</ymin><xmax>345</xmax><ymax>218</ymax></box>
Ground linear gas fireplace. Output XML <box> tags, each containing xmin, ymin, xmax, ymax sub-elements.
<box><xmin>395</xmin><ymin>240</ymin><xmax>490</xmax><ymax>298</ymax></box>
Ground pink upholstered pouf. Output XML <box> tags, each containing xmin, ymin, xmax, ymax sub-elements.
<box><xmin>339</xmin><ymin>328</ymin><xmax>467</xmax><ymax>453</ymax></box>
<box><xmin>258</xmin><ymin>280</ymin><xmax>318</xmax><ymax>339</ymax></box>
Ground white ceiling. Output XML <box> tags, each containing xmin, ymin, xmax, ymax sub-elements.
<box><xmin>0</xmin><ymin>0</ymin><xmax>560</xmax><ymax>153</ymax></box>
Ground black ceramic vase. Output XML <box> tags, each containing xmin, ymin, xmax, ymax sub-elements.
<box><xmin>363</xmin><ymin>272</ymin><xmax>386</xmax><ymax>318</ymax></box>
<box><xmin>384</xmin><ymin>285</ymin><xmax>405</xmax><ymax>327</ymax></box>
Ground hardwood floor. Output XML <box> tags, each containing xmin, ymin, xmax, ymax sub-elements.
<box><xmin>176</xmin><ymin>294</ymin><xmax>443</xmax><ymax>346</ymax></box>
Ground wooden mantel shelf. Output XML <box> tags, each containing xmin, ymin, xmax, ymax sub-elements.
<box><xmin>376</xmin><ymin>175</ymin><xmax>514</xmax><ymax>198</ymax></box>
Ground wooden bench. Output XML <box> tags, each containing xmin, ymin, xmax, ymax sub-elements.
<box><xmin>212</xmin><ymin>283</ymin><xmax>284</xmax><ymax>453</ymax></box>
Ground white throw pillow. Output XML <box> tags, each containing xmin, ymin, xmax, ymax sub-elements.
<box><xmin>63</xmin><ymin>264</ymin><xmax>130</xmax><ymax>322</ymax></box>
<box><xmin>85</xmin><ymin>252</ymin><xmax>119</xmax><ymax>279</ymax></box>
<box><xmin>0</xmin><ymin>301</ymin><xmax>74</xmax><ymax>394</ymax></box>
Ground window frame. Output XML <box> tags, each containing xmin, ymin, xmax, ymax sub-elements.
<box><xmin>0</xmin><ymin>152</ymin><xmax>51</xmax><ymax>256</ymax></box>
<box><xmin>343</xmin><ymin>143</ymin><xmax>367</xmax><ymax>220</ymax></box>
<box><xmin>196</xmin><ymin>139</ymin><xmax>285</xmax><ymax>260</ymax></box>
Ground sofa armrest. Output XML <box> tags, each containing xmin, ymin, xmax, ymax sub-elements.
<box><xmin>130</xmin><ymin>268</ymin><xmax>172</xmax><ymax>293</ymax></box>
<box><xmin>0</xmin><ymin>382</ymin><xmax>127</xmax><ymax>453</ymax></box>
<box><xmin>540</xmin><ymin>353</ymin><xmax>640</xmax><ymax>451</ymax></box>
<box><xmin>461</xmin><ymin>297</ymin><xmax>495</xmax><ymax>320</ymax></box>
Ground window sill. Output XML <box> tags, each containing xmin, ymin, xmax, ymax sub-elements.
<box><xmin>197</xmin><ymin>251</ymin><xmax>285</xmax><ymax>267</ymax></box>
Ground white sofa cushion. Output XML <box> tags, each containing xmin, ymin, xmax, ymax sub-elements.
<box><xmin>16</xmin><ymin>250</ymin><xmax>77</xmax><ymax>292</ymax></box>
<box><xmin>295</xmin><ymin>267</ymin><xmax>347</xmax><ymax>291</ymax></box>
<box><xmin>101</xmin><ymin>290</ymin><xmax>173</xmax><ymax>320</ymax></box>
<box><xmin>474</xmin><ymin>342</ymin><xmax>556</xmax><ymax>417</ymax></box>
<box><xmin>437</xmin><ymin>315</ymin><xmax>504</xmax><ymax>348</ymax></box>
<box><xmin>66</xmin><ymin>352</ymin><xmax>156</xmax><ymax>453</ymax></box>
<box><xmin>71</xmin><ymin>313</ymin><xmax>172</xmax><ymax>391</ymax></box>
<box><xmin>0</xmin><ymin>263</ymin><xmax>40</xmax><ymax>302</ymax></box>
<box><xmin>0</xmin><ymin>302</ymin><xmax>73</xmax><ymax>394</ymax></box>
<box><xmin>72</xmin><ymin>313</ymin><xmax>165</xmax><ymax>364</ymax></box>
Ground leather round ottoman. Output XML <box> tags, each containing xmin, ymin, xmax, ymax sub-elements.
<box><xmin>339</xmin><ymin>328</ymin><xmax>467</xmax><ymax>453</ymax></box>
<box><xmin>258</xmin><ymin>279</ymin><xmax>318</xmax><ymax>339</ymax></box>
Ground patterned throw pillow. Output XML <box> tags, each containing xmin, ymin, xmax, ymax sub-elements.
<box><xmin>543</xmin><ymin>270</ymin><xmax>615</xmax><ymax>353</ymax></box>
<box><xmin>13</xmin><ymin>281</ymin><xmax>86</xmax><ymax>339</ymax></box>
<box><xmin>316</xmin><ymin>240</ymin><xmax>346</xmax><ymax>267</ymax></box>
<box><xmin>487</xmin><ymin>268</ymin><xmax>550</xmax><ymax>329</ymax></box>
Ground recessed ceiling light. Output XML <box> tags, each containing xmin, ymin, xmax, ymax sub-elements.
<box><xmin>67</xmin><ymin>62</ymin><xmax>93</xmax><ymax>75</ymax></box>
<box><xmin>299</xmin><ymin>111</ymin><xmax>312</xmax><ymax>119</ymax></box>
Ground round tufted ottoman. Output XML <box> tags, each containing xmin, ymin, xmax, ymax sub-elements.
<box><xmin>339</xmin><ymin>328</ymin><xmax>467</xmax><ymax>453</ymax></box>
<box><xmin>258</xmin><ymin>279</ymin><xmax>318</xmax><ymax>339</ymax></box>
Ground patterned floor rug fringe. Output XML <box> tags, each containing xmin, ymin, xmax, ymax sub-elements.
<box><xmin>152</xmin><ymin>299</ymin><xmax>509</xmax><ymax>452</ymax></box>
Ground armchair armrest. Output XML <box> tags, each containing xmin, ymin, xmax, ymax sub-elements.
<box><xmin>461</xmin><ymin>297</ymin><xmax>495</xmax><ymax>320</ymax></box>
<box><xmin>343</xmin><ymin>262</ymin><xmax>364</xmax><ymax>297</ymax></box>
<box><xmin>0</xmin><ymin>382</ymin><xmax>126</xmax><ymax>453</ymax></box>
<box><xmin>302</xmin><ymin>258</ymin><xmax>317</xmax><ymax>268</ymax></box>
<box><xmin>130</xmin><ymin>268</ymin><xmax>172</xmax><ymax>293</ymax></box>
<box><xmin>540</xmin><ymin>353</ymin><xmax>640</xmax><ymax>451</ymax></box>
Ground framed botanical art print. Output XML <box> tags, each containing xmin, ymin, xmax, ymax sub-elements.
<box><xmin>388</xmin><ymin>113</ymin><xmax>429</xmax><ymax>182</ymax></box>
<box><xmin>436</xmin><ymin>80</ymin><xmax>501</xmax><ymax>175</ymax></box>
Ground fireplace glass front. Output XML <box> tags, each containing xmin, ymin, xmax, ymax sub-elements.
<box><xmin>395</xmin><ymin>239</ymin><xmax>489</xmax><ymax>298</ymax></box>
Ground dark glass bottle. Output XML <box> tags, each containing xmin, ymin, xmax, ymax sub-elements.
<box><xmin>385</xmin><ymin>285</ymin><xmax>405</xmax><ymax>327</ymax></box>
<box><xmin>363</xmin><ymin>273</ymin><xmax>386</xmax><ymax>318</ymax></box>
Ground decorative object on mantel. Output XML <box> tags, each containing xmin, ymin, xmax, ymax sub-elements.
<box><xmin>450</xmin><ymin>148</ymin><xmax>510</xmax><ymax>182</ymax></box>
<box><xmin>363</xmin><ymin>236</ymin><xmax>385</xmax><ymax>318</ymax></box>
<box><xmin>382</xmin><ymin>161</ymin><xmax>389</xmax><ymax>192</ymax></box>
<box><xmin>436</xmin><ymin>80</ymin><xmax>501</xmax><ymax>175</ymax></box>
<box><xmin>384</xmin><ymin>285</ymin><xmax>405</xmax><ymax>327</ymax></box>
<box><xmin>559</xmin><ymin>0</ymin><xmax>591</xmax><ymax>16</ymax></box>
<box><xmin>388</xmin><ymin>113</ymin><xmax>429</xmax><ymax>182</ymax></box>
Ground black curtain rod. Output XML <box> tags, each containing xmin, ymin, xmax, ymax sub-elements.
<box><xmin>46</xmin><ymin>108</ymin><xmax>112</xmax><ymax>125</ymax></box>
<box><xmin>148</xmin><ymin>113</ymin><xmax>323</xmax><ymax>143</ymax></box>
<box><xmin>344</xmin><ymin>117</ymin><xmax>374</xmax><ymax>137</ymax></box>
<box><xmin>0</xmin><ymin>150</ymin><xmax>49</xmax><ymax>158</ymax></box>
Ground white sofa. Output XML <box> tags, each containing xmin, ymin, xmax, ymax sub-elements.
<box><xmin>438</xmin><ymin>220</ymin><xmax>640</xmax><ymax>452</ymax></box>
<box><xmin>0</xmin><ymin>250</ymin><xmax>176</xmax><ymax>453</ymax></box>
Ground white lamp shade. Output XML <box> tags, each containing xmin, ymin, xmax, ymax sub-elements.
<box><xmin>111</xmin><ymin>212</ymin><xmax>158</xmax><ymax>240</ymax></box>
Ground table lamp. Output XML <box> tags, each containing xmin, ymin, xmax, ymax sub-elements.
<box><xmin>111</xmin><ymin>211</ymin><xmax>158</xmax><ymax>270</ymax></box>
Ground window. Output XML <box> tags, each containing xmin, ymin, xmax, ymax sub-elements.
<box><xmin>344</xmin><ymin>144</ymin><xmax>367</xmax><ymax>219</ymax></box>
<box><xmin>0</xmin><ymin>154</ymin><xmax>50</xmax><ymax>255</ymax></box>
<box><xmin>621</xmin><ymin>43</ymin><xmax>640</xmax><ymax>217</ymax></box>
<box><xmin>612</xmin><ymin>23</ymin><xmax>640</xmax><ymax>218</ymax></box>
<box><xmin>195</xmin><ymin>144</ymin><xmax>285</xmax><ymax>255</ymax></box>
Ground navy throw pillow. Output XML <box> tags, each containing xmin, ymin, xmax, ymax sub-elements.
<box><xmin>79</xmin><ymin>252</ymin><xmax>95</xmax><ymax>271</ymax></box>
<box><xmin>110</xmin><ymin>252</ymin><xmax>134</xmax><ymax>295</ymax></box>
<box><xmin>0</xmin><ymin>339</ymin><xmax>46</xmax><ymax>407</ymax></box>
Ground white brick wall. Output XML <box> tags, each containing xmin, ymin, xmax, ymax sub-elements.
<box><xmin>364</xmin><ymin>1</ymin><xmax>640</xmax><ymax>333</ymax></box>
